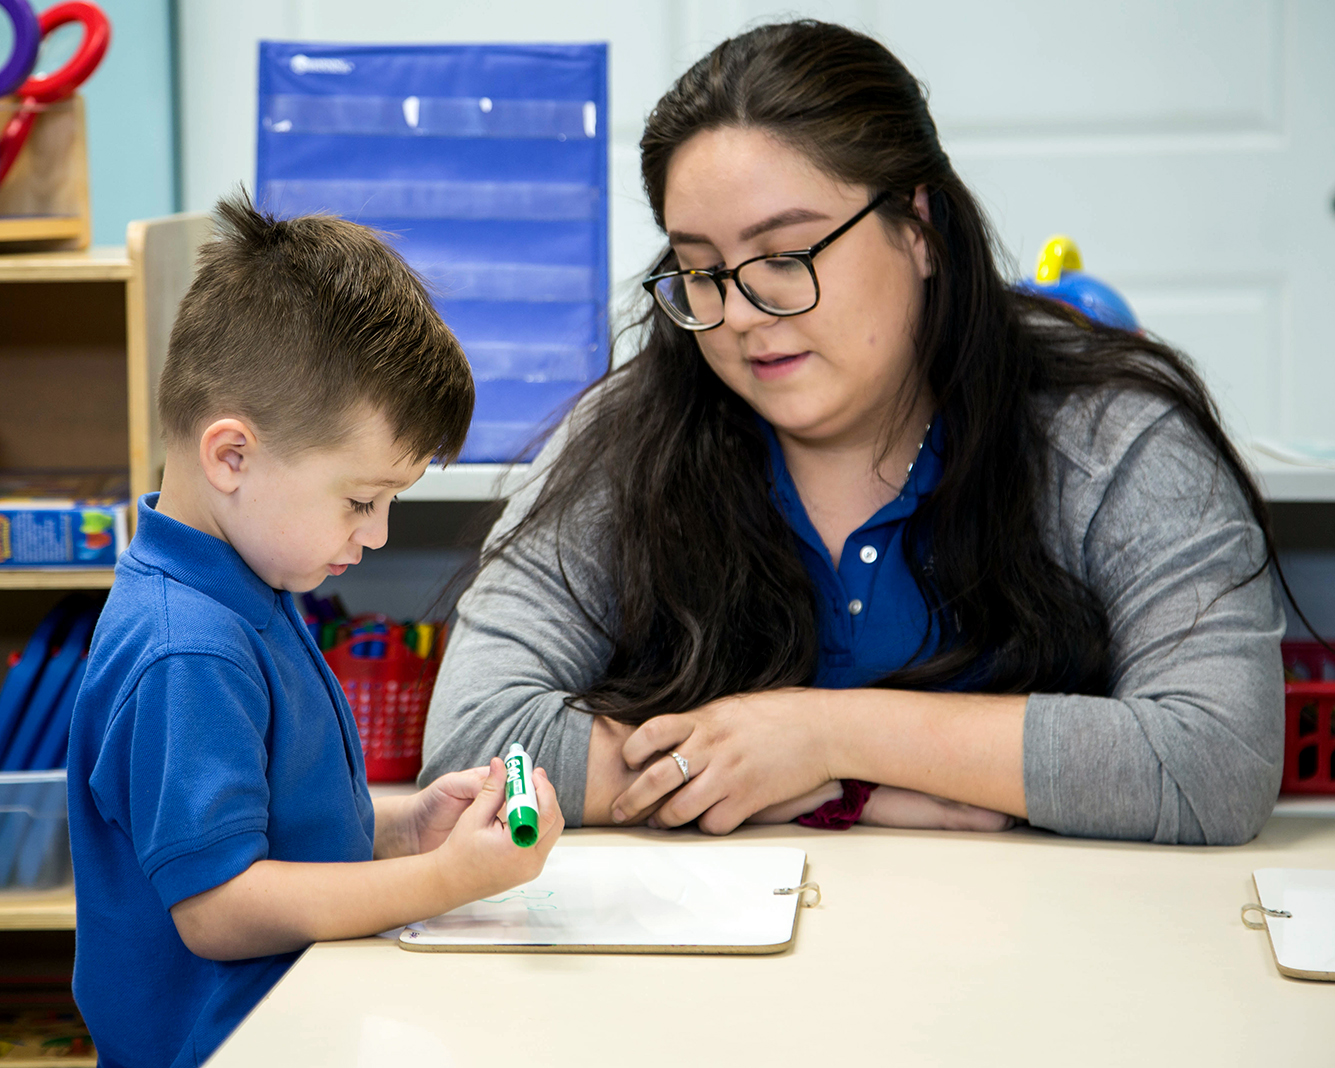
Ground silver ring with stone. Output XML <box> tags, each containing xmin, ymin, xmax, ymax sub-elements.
<box><xmin>670</xmin><ymin>751</ymin><xmax>690</xmax><ymax>784</ymax></box>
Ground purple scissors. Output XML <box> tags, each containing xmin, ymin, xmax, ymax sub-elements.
<box><xmin>0</xmin><ymin>0</ymin><xmax>40</xmax><ymax>99</ymax></box>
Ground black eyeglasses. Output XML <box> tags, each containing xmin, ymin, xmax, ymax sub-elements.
<box><xmin>642</xmin><ymin>191</ymin><xmax>892</xmax><ymax>332</ymax></box>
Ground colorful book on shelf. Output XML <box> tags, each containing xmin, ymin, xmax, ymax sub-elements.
<box><xmin>0</xmin><ymin>470</ymin><xmax>129</xmax><ymax>569</ymax></box>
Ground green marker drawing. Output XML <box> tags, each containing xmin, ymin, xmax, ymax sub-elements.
<box><xmin>504</xmin><ymin>743</ymin><xmax>540</xmax><ymax>848</ymax></box>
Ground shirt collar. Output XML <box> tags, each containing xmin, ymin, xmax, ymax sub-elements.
<box><xmin>761</xmin><ymin>416</ymin><xmax>945</xmax><ymax>534</ymax></box>
<box><xmin>763</xmin><ymin>413</ymin><xmax>950</xmax><ymax>558</ymax></box>
<box><xmin>127</xmin><ymin>493</ymin><xmax>277</xmax><ymax>629</ymax></box>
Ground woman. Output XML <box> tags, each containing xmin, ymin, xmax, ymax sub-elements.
<box><xmin>420</xmin><ymin>20</ymin><xmax>1285</xmax><ymax>844</ymax></box>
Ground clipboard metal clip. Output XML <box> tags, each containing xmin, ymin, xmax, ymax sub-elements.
<box><xmin>775</xmin><ymin>881</ymin><xmax>821</xmax><ymax>908</ymax></box>
<box><xmin>1241</xmin><ymin>902</ymin><xmax>1292</xmax><ymax>930</ymax></box>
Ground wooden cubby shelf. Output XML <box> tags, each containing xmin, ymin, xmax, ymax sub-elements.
<box><xmin>0</xmin><ymin>572</ymin><xmax>116</xmax><ymax>591</ymax></box>
<box><xmin>0</xmin><ymin>222</ymin><xmax>213</xmax><ymax>1064</ymax></box>
<box><xmin>0</xmin><ymin>889</ymin><xmax>76</xmax><ymax>932</ymax></box>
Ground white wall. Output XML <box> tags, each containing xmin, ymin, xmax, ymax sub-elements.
<box><xmin>178</xmin><ymin>0</ymin><xmax>1335</xmax><ymax>440</ymax></box>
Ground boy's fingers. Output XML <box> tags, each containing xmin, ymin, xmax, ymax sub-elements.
<box><xmin>533</xmin><ymin>772</ymin><xmax>564</xmax><ymax>842</ymax></box>
<box><xmin>426</xmin><ymin>765</ymin><xmax>489</xmax><ymax>790</ymax></box>
<box><xmin>452</xmin><ymin>765</ymin><xmax>492</xmax><ymax>798</ymax></box>
<box><xmin>457</xmin><ymin>758</ymin><xmax>507</xmax><ymax>828</ymax></box>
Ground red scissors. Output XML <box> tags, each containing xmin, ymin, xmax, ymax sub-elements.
<box><xmin>0</xmin><ymin>2</ymin><xmax>110</xmax><ymax>183</ymax></box>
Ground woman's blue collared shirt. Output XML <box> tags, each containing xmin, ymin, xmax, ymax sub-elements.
<box><xmin>762</xmin><ymin>420</ymin><xmax>944</xmax><ymax>689</ymax></box>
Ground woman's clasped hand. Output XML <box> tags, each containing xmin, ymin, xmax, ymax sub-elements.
<box><xmin>609</xmin><ymin>691</ymin><xmax>1016</xmax><ymax>834</ymax></box>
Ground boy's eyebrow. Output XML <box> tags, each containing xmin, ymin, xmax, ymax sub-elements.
<box><xmin>353</xmin><ymin>476</ymin><xmax>414</xmax><ymax>490</ymax></box>
<box><xmin>668</xmin><ymin>208</ymin><xmax>831</xmax><ymax>248</ymax></box>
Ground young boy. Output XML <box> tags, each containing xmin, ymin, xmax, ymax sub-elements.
<box><xmin>66</xmin><ymin>193</ymin><xmax>563</xmax><ymax>1068</ymax></box>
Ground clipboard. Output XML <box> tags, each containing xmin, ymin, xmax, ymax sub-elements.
<box><xmin>1245</xmin><ymin>868</ymin><xmax>1335</xmax><ymax>980</ymax></box>
<box><xmin>400</xmin><ymin>846</ymin><xmax>817</xmax><ymax>955</ymax></box>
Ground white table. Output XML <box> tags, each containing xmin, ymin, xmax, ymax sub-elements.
<box><xmin>208</xmin><ymin>819</ymin><xmax>1335</xmax><ymax>1067</ymax></box>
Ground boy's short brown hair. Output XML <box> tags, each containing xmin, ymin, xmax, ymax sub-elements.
<box><xmin>160</xmin><ymin>191</ymin><xmax>474</xmax><ymax>462</ymax></box>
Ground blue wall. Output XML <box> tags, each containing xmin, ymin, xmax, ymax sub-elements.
<box><xmin>74</xmin><ymin>0</ymin><xmax>177</xmax><ymax>244</ymax></box>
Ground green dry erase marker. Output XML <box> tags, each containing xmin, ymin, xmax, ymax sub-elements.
<box><xmin>504</xmin><ymin>743</ymin><xmax>539</xmax><ymax>848</ymax></box>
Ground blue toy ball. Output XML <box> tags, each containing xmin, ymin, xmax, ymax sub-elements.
<box><xmin>1015</xmin><ymin>235</ymin><xmax>1139</xmax><ymax>332</ymax></box>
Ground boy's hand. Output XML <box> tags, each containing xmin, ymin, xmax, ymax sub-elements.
<box><xmin>434</xmin><ymin>758</ymin><xmax>564</xmax><ymax>903</ymax></box>
<box><xmin>409</xmin><ymin>766</ymin><xmax>491</xmax><ymax>853</ymax></box>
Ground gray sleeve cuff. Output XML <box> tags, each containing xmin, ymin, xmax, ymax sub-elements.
<box><xmin>1024</xmin><ymin>687</ymin><xmax>1281</xmax><ymax>845</ymax></box>
<box><xmin>1023</xmin><ymin>692</ymin><xmax>1163</xmax><ymax>840</ymax></box>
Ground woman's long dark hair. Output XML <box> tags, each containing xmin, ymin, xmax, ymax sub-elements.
<box><xmin>483</xmin><ymin>20</ymin><xmax>1290</xmax><ymax>724</ymax></box>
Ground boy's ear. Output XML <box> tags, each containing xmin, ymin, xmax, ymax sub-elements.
<box><xmin>198</xmin><ymin>418</ymin><xmax>257</xmax><ymax>495</ymax></box>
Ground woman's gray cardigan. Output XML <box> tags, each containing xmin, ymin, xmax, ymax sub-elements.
<box><xmin>420</xmin><ymin>388</ymin><xmax>1285</xmax><ymax>845</ymax></box>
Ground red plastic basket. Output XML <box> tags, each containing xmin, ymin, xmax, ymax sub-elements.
<box><xmin>1281</xmin><ymin>641</ymin><xmax>1335</xmax><ymax>795</ymax></box>
<box><xmin>323</xmin><ymin>623</ymin><xmax>445</xmax><ymax>782</ymax></box>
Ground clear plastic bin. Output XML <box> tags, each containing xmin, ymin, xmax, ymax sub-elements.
<box><xmin>0</xmin><ymin>770</ymin><xmax>70</xmax><ymax>891</ymax></box>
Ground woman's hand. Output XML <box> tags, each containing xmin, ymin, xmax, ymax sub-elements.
<box><xmin>746</xmin><ymin>781</ymin><xmax>845</xmax><ymax>824</ymax></box>
<box><xmin>613</xmin><ymin>688</ymin><xmax>835</xmax><ymax>834</ymax></box>
<box><xmin>744</xmin><ymin>781</ymin><xmax>1012</xmax><ymax>830</ymax></box>
<box><xmin>861</xmin><ymin>785</ymin><xmax>1014</xmax><ymax>831</ymax></box>
<box><xmin>610</xmin><ymin>684</ymin><xmax>1022</xmax><ymax>835</ymax></box>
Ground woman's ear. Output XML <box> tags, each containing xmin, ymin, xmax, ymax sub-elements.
<box><xmin>907</xmin><ymin>184</ymin><xmax>934</xmax><ymax>280</ymax></box>
<box><xmin>912</xmin><ymin>184</ymin><xmax>931</xmax><ymax>226</ymax></box>
<box><xmin>897</xmin><ymin>185</ymin><xmax>939</xmax><ymax>281</ymax></box>
<box><xmin>198</xmin><ymin>418</ymin><xmax>256</xmax><ymax>495</ymax></box>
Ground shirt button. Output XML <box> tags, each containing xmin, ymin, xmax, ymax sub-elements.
<box><xmin>848</xmin><ymin>599</ymin><xmax>863</xmax><ymax>616</ymax></box>
<box><xmin>859</xmin><ymin>545</ymin><xmax>878</xmax><ymax>564</ymax></box>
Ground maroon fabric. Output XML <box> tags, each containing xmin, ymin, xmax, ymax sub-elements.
<box><xmin>796</xmin><ymin>779</ymin><xmax>876</xmax><ymax>830</ymax></box>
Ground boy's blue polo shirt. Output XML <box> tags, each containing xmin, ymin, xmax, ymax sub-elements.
<box><xmin>67</xmin><ymin>495</ymin><xmax>375</xmax><ymax>1068</ymax></box>
<box><xmin>762</xmin><ymin>420</ymin><xmax>945</xmax><ymax>687</ymax></box>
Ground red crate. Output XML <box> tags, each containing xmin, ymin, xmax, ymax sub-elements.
<box><xmin>1281</xmin><ymin>641</ymin><xmax>1335</xmax><ymax>795</ymax></box>
<box><xmin>323</xmin><ymin>623</ymin><xmax>445</xmax><ymax>782</ymax></box>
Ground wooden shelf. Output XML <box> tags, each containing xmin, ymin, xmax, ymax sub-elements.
<box><xmin>397</xmin><ymin>462</ymin><xmax>532</xmax><ymax>502</ymax></box>
<box><xmin>0</xmin><ymin>246</ymin><xmax>130</xmax><ymax>283</ymax></box>
<box><xmin>0</xmin><ymin>216</ymin><xmax>212</xmax><ymax>1067</ymax></box>
<box><xmin>1245</xmin><ymin>447</ymin><xmax>1335</xmax><ymax>502</ymax></box>
<box><xmin>0</xmin><ymin>887</ymin><xmax>75</xmax><ymax>931</ymax></box>
<box><xmin>397</xmin><ymin>452</ymin><xmax>1335</xmax><ymax>505</ymax></box>
<box><xmin>0</xmin><ymin>217</ymin><xmax>84</xmax><ymax>244</ymax></box>
<box><xmin>0</xmin><ymin>571</ymin><xmax>115</xmax><ymax>591</ymax></box>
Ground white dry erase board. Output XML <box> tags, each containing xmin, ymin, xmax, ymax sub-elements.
<box><xmin>400</xmin><ymin>846</ymin><xmax>812</xmax><ymax>955</ymax></box>
<box><xmin>1248</xmin><ymin>869</ymin><xmax>1335</xmax><ymax>980</ymax></box>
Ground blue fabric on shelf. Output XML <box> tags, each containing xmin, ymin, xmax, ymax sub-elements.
<box><xmin>0</xmin><ymin>595</ymin><xmax>81</xmax><ymax>757</ymax></box>
<box><xmin>2</xmin><ymin>607</ymin><xmax>96</xmax><ymax>771</ymax></box>
<box><xmin>30</xmin><ymin>654</ymin><xmax>86</xmax><ymax>772</ymax></box>
<box><xmin>255</xmin><ymin>42</ymin><xmax>610</xmax><ymax>462</ymax></box>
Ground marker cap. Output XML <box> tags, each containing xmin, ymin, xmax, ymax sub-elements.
<box><xmin>508</xmin><ymin>806</ymin><xmax>539</xmax><ymax>848</ymax></box>
<box><xmin>504</xmin><ymin>743</ymin><xmax>540</xmax><ymax>848</ymax></box>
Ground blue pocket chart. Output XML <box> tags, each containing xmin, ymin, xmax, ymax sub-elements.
<box><xmin>256</xmin><ymin>42</ymin><xmax>610</xmax><ymax>462</ymax></box>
